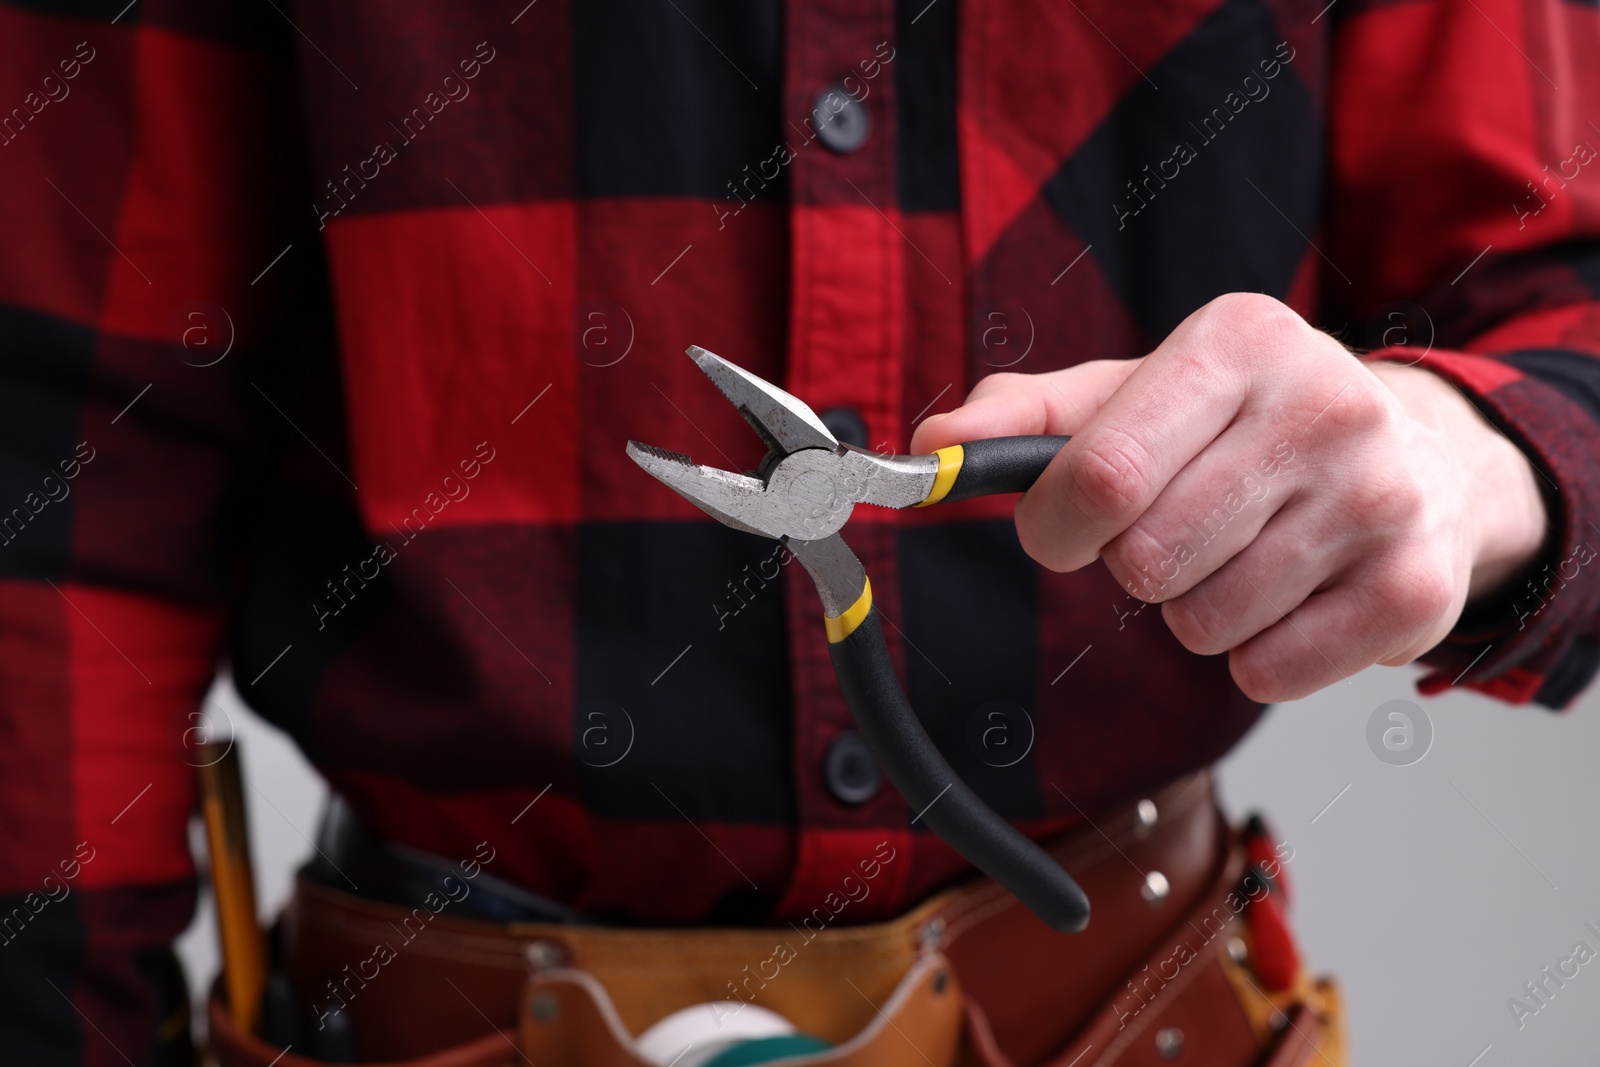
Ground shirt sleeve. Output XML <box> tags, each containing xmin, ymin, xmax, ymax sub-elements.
<box><xmin>0</xmin><ymin>4</ymin><xmax>320</xmax><ymax>1062</ymax></box>
<box><xmin>1326</xmin><ymin>0</ymin><xmax>1600</xmax><ymax>708</ymax></box>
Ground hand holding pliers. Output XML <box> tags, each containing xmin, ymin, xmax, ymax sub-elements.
<box><xmin>629</xmin><ymin>347</ymin><xmax>1088</xmax><ymax>932</ymax></box>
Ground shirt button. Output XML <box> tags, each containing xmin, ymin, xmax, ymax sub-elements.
<box><xmin>824</xmin><ymin>731</ymin><xmax>881</xmax><ymax>805</ymax></box>
<box><xmin>813</xmin><ymin>83</ymin><xmax>869</xmax><ymax>154</ymax></box>
<box><xmin>820</xmin><ymin>406</ymin><xmax>868</xmax><ymax>448</ymax></box>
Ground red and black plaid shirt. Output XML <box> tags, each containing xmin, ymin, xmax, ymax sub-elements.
<box><xmin>4</xmin><ymin>0</ymin><xmax>1600</xmax><ymax>1061</ymax></box>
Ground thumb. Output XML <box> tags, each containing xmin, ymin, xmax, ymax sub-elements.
<box><xmin>909</xmin><ymin>359</ymin><xmax>1141</xmax><ymax>454</ymax></box>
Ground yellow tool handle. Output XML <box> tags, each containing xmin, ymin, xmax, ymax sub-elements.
<box><xmin>196</xmin><ymin>741</ymin><xmax>266</xmax><ymax>1036</ymax></box>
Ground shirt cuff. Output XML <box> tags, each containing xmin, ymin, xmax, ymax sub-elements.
<box><xmin>1365</xmin><ymin>346</ymin><xmax>1600</xmax><ymax>708</ymax></box>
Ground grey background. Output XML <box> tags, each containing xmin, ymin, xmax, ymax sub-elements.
<box><xmin>178</xmin><ymin>661</ymin><xmax>1600</xmax><ymax>1063</ymax></box>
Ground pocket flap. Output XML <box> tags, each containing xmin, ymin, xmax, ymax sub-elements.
<box><xmin>519</xmin><ymin>952</ymin><xmax>964</xmax><ymax>1067</ymax></box>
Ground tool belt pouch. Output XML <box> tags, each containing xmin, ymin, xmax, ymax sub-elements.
<box><xmin>207</xmin><ymin>777</ymin><xmax>1342</xmax><ymax>1067</ymax></box>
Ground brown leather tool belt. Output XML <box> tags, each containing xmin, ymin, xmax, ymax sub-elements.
<box><xmin>208</xmin><ymin>772</ymin><xmax>1343</xmax><ymax>1067</ymax></box>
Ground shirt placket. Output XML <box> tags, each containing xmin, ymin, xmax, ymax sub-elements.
<box><xmin>776</xmin><ymin>0</ymin><xmax>915</xmax><ymax>924</ymax></box>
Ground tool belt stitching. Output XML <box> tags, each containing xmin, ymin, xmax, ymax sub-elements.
<box><xmin>937</xmin><ymin>774</ymin><xmax>1210</xmax><ymax>948</ymax></box>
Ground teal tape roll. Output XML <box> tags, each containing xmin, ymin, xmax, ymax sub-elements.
<box><xmin>702</xmin><ymin>1034</ymin><xmax>832</xmax><ymax>1066</ymax></box>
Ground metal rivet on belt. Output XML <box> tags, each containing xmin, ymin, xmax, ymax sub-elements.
<box><xmin>1135</xmin><ymin>798</ymin><xmax>1158</xmax><ymax>833</ymax></box>
<box><xmin>1140</xmin><ymin>870</ymin><xmax>1170</xmax><ymax>906</ymax></box>
<box><xmin>529</xmin><ymin>992</ymin><xmax>559</xmax><ymax>1023</ymax></box>
<box><xmin>917</xmin><ymin>916</ymin><xmax>946</xmax><ymax>953</ymax></box>
<box><xmin>1227</xmin><ymin>936</ymin><xmax>1249</xmax><ymax>964</ymax></box>
<box><xmin>1155</xmin><ymin>1027</ymin><xmax>1184</xmax><ymax>1059</ymax></box>
<box><xmin>526</xmin><ymin>940</ymin><xmax>564</xmax><ymax>970</ymax></box>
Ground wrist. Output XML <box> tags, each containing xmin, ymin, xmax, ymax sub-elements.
<box><xmin>1367</xmin><ymin>359</ymin><xmax>1549</xmax><ymax>603</ymax></box>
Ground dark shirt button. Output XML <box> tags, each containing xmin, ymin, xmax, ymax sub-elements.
<box><xmin>824</xmin><ymin>731</ymin><xmax>882</xmax><ymax>805</ymax></box>
<box><xmin>820</xmin><ymin>406</ymin><xmax>868</xmax><ymax>448</ymax></box>
<box><xmin>813</xmin><ymin>84</ymin><xmax>869</xmax><ymax>154</ymax></box>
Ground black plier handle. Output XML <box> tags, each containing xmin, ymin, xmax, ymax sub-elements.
<box><xmin>914</xmin><ymin>435</ymin><xmax>1077</xmax><ymax>507</ymax></box>
<box><xmin>792</xmin><ymin>435</ymin><xmax>1088</xmax><ymax>933</ymax></box>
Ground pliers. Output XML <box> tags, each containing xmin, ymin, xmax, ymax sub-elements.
<box><xmin>628</xmin><ymin>346</ymin><xmax>1089</xmax><ymax>933</ymax></box>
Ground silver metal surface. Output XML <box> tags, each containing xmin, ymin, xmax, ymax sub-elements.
<box><xmin>1140</xmin><ymin>869</ymin><xmax>1170</xmax><ymax>905</ymax></box>
<box><xmin>835</xmin><ymin>445</ymin><xmax>942</xmax><ymax>509</ymax></box>
<box><xmin>624</xmin><ymin>442</ymin><xmax>772</xmax><ymax>537</ymax></box>
<box><xmin>764</xmin><ymin>446</ymin><xmax>937</xmax><ymax>540</ymax></box>
<box><xmin>525</xmin><ymin>940</ymin><xmax>564</xmax><ymax>970</ymax></box>
<box><xmin>688</xmin><ymin>345</ymin><xmax>838</xmax><ymax>456</ymax></box>
<box><xmin>1136</xmin><ymin>798</ymin><xmax>1159</xmax><ymax>830</ymax></box>
<box><xmin>787</xmin><ymin>534</ymin><xmax>867</xmax><ymax>618</ymax></box>
<box><xmin>1154</xmin><ymin>1027</ymin><xmax>1184</xmax><ymax>1060</ymax></box>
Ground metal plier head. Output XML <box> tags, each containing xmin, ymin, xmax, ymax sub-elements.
<box><xmin>626</xmin><ymin>346</ymin><xmax>941</xmax><ymax>544</ymax></box>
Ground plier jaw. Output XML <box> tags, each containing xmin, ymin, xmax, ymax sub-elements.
<box><xmin>682</xmin><ymin>344</ymin><xmax>838</xmax><ymax>462</ymax></box>
<box><xmin>623</xmin><ymin>441</ymin><xmax>776</xmax><ymax>540</ymax></box>
<box><xmin>628</xmin><ymin>346</ymin><xmax>1092</xmax><ymax>934</ymax></box>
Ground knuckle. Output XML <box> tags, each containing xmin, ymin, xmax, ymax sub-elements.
<box><xmin>1343</xmin><ymin>467</ymin><xmax>1424</xmax><ymax>531</ymax></box>
<box><xmin>1162</xmin><ymin>592</ymin><xmax>1233</xmax><ymax>656</ymax></box>
<box><xmin>1067</xmin><ymin>428</ymin><xmax>1157</xmax><ymax>522</ymax></box>
<box><xmin>1201</xmin><ymin>293</ymin><xmax>1304</xmax><ymax>356</ymax></box>
<box><xmin>1379</xmin><ymin>556</ymin><xmax>1457</xmax><ymax>627</ymax></box>
<box><xmin>1381</xmin><ymin>475</ymin><xmax>1427</xmax><ymax>527</ymax></box>
<box><xmin>1309</xmin><ymin>377</ymin><xmax>1391</xmax><ymax>437</ymax></box>
<box><xmin>1103</xmin><ymin>524</ymin><xmax>1174</xmax><ymax>597</ymax></box>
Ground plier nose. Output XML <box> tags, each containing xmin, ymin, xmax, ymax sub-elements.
<box><xmin>629</xmin><ymin>346</ymin><xmax>1090</xmax><ymax>933</ymax></box>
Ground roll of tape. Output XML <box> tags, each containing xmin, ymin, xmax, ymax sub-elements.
<box><xmin>635</xmin><ymin>1002</ymin><xmax>829</xmax><ymax>1066</ymax></box>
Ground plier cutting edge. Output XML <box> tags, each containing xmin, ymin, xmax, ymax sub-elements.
<box><xmin>627</xmin><ymin>346</ymin><xmax>1091</xmax><ymax>933</ymax></box>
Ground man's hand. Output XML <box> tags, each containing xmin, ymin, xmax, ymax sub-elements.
<box><xmin>910</xmin><ymin>293</ymin><xmax>1549</xmax><ymax>703</ymax></box>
